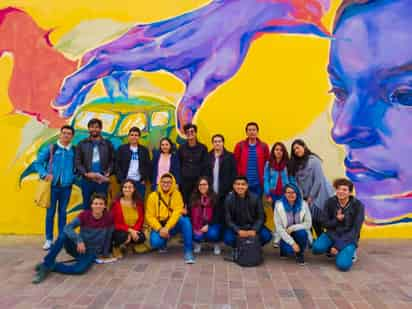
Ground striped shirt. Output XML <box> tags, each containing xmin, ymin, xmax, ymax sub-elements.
<box><xmin>246</xmin><ymin>144</ymin><xmax>259</xmax><ymax>185</ymax></box>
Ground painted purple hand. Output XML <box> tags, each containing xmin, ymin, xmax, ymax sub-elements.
<box><xmin>53</xmin><ymin>0</ymin><xmax>330</xmax><ymax>133</ymax></box>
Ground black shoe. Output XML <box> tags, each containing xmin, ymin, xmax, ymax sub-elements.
<box><xmin>32</xmin><ymin>264</ymin><xmax>51</xmax><ymax>284</ymax></box>
<box><xmin>296</xmin><ymin>254</ymin><xmax>305</xmax><ymax>266</ymax></box>
<box><xmin>34</xmin><ymin>262</ymin><xmax>42</xmax><ymax>272</ymax></box>
<box><xmin>280</xmin><ymin>252</ymin><xmax>288</xmax><ymax>259</ymax></box>
<box><xmin>223</xmin><ymin>249</ymin><xmax>236</xmax><ymax>262</ymax></box>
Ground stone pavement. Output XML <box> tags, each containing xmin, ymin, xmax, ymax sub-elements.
<box><xmin>0</xmin><ymin>236</ymin><xmax>411</xmax><ymax>309</ymax></box>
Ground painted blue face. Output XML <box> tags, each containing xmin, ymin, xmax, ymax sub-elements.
<box><xmin>329</xmin><ymin>0</ymin><xmax>412</xmax><ymax>222</ymax></box>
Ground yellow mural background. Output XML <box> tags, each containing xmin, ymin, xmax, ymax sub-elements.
<box><xmin>0</xmin><ymin>0</ymin><xmax>408</xmax><ymax>237</ymax></box>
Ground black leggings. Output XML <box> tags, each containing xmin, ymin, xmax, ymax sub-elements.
<box><xmin>112</xmin><ymin>230</ymin><xmax>146</xmax><ymax>247</ymax></box>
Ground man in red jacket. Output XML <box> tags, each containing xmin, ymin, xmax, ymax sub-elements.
<box><xmin>233</xmin><ymin>122</ymin><xmax>269</xmax><ymax>196</ymax></box>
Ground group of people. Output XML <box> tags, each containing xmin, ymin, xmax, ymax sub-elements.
<box><xmin>32</xmin><ymin>119</ymin><xmax>365</xmax><ymax>284</ymax></box>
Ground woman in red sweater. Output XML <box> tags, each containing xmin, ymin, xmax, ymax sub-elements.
<box><xmin>111</xmin><ymin>179</ymin><xmax>145</xmax><ymax>257</ymax></box>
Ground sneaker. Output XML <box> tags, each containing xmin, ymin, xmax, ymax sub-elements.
<box><xmin>280</xmin><ymin>252</ymin><xmax>288</xmax><ymax>259</ymax></box>
<box><xmin>112</xmin><ymin>246</ymin><xmax>123</xmax><ymax>259</ymax></box>
<box><xmin>352</xmin><ymin>251</ymin><xmax>358</xmax><ymax>263</ymax></box>
<box><xmin>213</xmin><ymin>244</ymin><xmax>221</xmax><ymax>256</ymax></box>
<box><xmin>32</xmin><ymin>264</ymin><xmax>51</xmax><ymax>284</ymax></box>
<box><xmin>223</xmin><ymin>249</ymin><xmax>237</xmax><ymax>262</ymax></box>
<box><xmin>296</xmin><ymin>254</ymin><xmax>305</xmax><ymax>266</ymax></box>
<box><xmin>158</xmin><ymin>246</ymin><xmax>168</xmax><ymax>254</ymax></box>
<box><xmin>42</xmin><ymin>240</ymin><xmax>52</xmax><ymax>250</ymax></box>
<box><xmin>184</xmin><ymin>252</ymin><xmax>196</xmax><ymax>264</ymax></box>
<box><xmin>193</xmin><ymin>242</ymin><xmax>202</xmax><ymax>254</ymax></box>
<box><xmin>34</xmin><ymin>262</ymin><xmax>42</xmax><ymax>272</ymax></box>
<box><xmin>272</xmin><ymin>241</ymin><xmax>279</xmax><ymax>248</ymax></box>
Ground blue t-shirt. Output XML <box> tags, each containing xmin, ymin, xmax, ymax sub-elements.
<box><xmin>91</xmin><ymin>142</ymin><xmax>102</xmax><ymax>173</ymax></box>
<box><xmin>247</xmin><ymin>144</ymin><xmax>259</xmax><ymax>186</ymax></box>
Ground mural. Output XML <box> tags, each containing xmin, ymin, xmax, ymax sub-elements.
<box><xmin>0</xmin><ymin>0</ymin><xmax>410</xmax><ymax>237</ymax></box>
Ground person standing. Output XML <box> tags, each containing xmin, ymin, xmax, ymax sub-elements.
<box><xmin>234</xmin><ymin>122</ymin><xmax>269</xmax><ymax>196</ymax></box>
<box><xmin>178</xmin><ymin>124</ymin><xmax>209</xmax><ymax>208</ymax></box>
<box><xmin>288</xmin><ymin>139</ymin><xmax>333</xmax><ymax>237</ymax></box>
<box><xmin>152</xmin><ymin>137</ymin><xmax>181</xmax><ymax>190</ymax></box>
<box><xmin>115</xmin><ymin>127</ymin><xmax>152</xmax><ymax>199</ymax></box>
<box><xmin>76</xmin><ymin>118</ymin><xmax>115</xmax><ymax>209</ymax></box>
<box><xmin>34</xmin><ymin>125</ymin><xmax>76</xmax><ymax>250</ymax></box>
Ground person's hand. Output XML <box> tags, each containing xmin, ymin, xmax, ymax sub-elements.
<box><xmin>125</xmin><ymin>234</ymin><xmax>132</xmax><ymax>244</ymax></box>
<box><xmin>266</xmin><ymin>196</ymin><xmax>273</xmax><ymax>203</ymax></box>
<box><xmin>159</xmin><ymin>227</ymin><xmax>169</xmax><ymax>239</ymax></box>
<box><xmin>77</xmin><ymin>242</ymin><xmax>86</xmax><ymax>254</ymax></box>
<box><xmin>292</xmin><ymin>243</ymin><xmax>300</xmax><ymax>253</ymax></box>
<box><xmin>129</xmin><ymin>229</ymin><xmax>139</xmax><ymax>242</ymax></box>
<box><xmin>200</xmin><ymin>225</ymin><xmax>208</xmax><ymax>233</ymax></box>
<box><xmin>248</xmin><ymin>230</ymin><xmax>257</xmax><ymax>237</ymax></box>
<box><xmin>85</xmin><ymin>172</ymin><xmax>98</xmax><ymax>181</ymax></box>
<box><xmin>336</xmin><ymin>209</ymin><xmax>345</xmax><ymax>221</ymax></box>
<box><xmin>330</xmin><ymin>247</ymin><xmax>339</xmax><ymax>255</ymax></box>
<box><xmin>286</xmin><ymin>226</ymin><xmax>294</xmax><ymax>234</ymax></box>
<box><xmin>238</xmin><ymin>230</ymin><xmax>249</xmax><ymax>238</ymax></box>
<box><xmin>44</xmin><ymin>174</ymin><xmax>53</xmax><ymax>182</ymax></box>
<box><xmin>181</xmin><ymin>208</ymin><xmax>188</xmax><ymax>215</ymax></box>
<box><xmin>52</xmin><ymin>0</ymin><xmax>330</xmax><ymax>134</ymax></box>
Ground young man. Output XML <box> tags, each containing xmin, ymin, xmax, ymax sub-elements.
<box><xmin>145</xmin><ymin>173</ymin><xmax>195</xmax><ymax>264</ymax></box>
<box><xmin>34</xmin><ymin>125</ymin><xmax>76</xmax><ymax>250</ymax></box>
<box><xmin>224</xmin><ymin>176</ymin><xmax>272</xmax><ymax>254</ymax></box>
<box><xmin>312</xmin><ymin>178</ymin><xmax>365</xmax><ymax>271</ymax></box>
<box><xmin>75</xmin><ymin>118</ymin><xmax>115</xmax><ymax>209</ymax></box>
<box><xmin>115</xmin><ymin>127</ymin><xmax>152</xmax><ymax>198</ymax></box>
<box><xmin>233</xmin><ymin>122</ymin><xmax>269</xmax><ymax>196</ymax></box>
<box><xmin>32</xmin><ymin>193</ymin><xmax>114</xmax><ymax>284</ymax></box>
<box><xmin>178</xmin><ymin>123</ymin><xmax>209</xmax><ymax>207</ymax></box>
<box><xmin>208</xmin><ymin>134</ymin><xmax>237</xmax><ymax>227</ymax></box>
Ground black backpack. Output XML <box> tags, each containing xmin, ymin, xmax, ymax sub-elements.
<box><xmin>235</xmin><ymin>235</ymin><xmax>263</xmax><ymax>267</ymax></box>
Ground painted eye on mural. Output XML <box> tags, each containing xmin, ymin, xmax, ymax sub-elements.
<box><xmin>389</xmin><ymin>88</ymin><xmax>412</xmax><ymax>106</ymax></box>
<box><xmin>329</xmin><ymin>87</ymin><xmax>348</xmax><ymax>104</ymax></box>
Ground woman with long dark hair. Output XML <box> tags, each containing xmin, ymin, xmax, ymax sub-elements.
<box><xmin>288</xmin><ymin>139</ymin><xmax>333</xmax><ymax>237</ymax></box>
<box><xmin>152</xmin><ymin>137</ymin><xmax>181</xmax><ymax>190</ymax></box>
<box><xmin>190</xmin><ymin>177</ymin><xmax>222</xmax><ymax>255</ymax></box>
<box><xmin>111</xmin><ymin>179</ymin><xmax>146</xmax><ymax>258</ymax></box>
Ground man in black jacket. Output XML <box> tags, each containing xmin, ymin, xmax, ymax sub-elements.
<box><xmin>312</xmin><ymin>178</ymin><xmax>365</xmax><ymax>271</ymax></box>
<box><xmin>209</xmin><ymin>134</ymin><xmax>236</xmax><ymax>226</ymax></box>
<box><xmin>223</xmin><ymin>176</ymin><xmax>272</xmax><ymax>249</ymax></box>
<box><xmin>178</xmin><ymin>123</ymin><xmax>209</xmax><ymax>207</ymax></box>
<box><xmin>76</xmin><ymin>118</ymin><xmax>115</xmax><ymax>209</ymax></box>
<box><xmin>115</xmin><ymin>127</ymin><xmax>152</xmax><ymax>199</ymax></box>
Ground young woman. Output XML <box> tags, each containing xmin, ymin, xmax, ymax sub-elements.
<box><xmin>190</xmin><ymin>177</ymin><xmax>222</xmax><ymax>255</ymax></box>
<box><xmin>274</xmin><ymin>184</ymin><xmax>312</xmax><ymax>265</ymax></box>
<box><xmin>264</xmin><ymin>142</ymin><xmax>295</xmax><ymax>247</ymax></box>
<box><xmin>111</xmin><ymin>180</ymin><xmax>146</xmax><ymax>258</ymax></box>
<box><xmin>152</xmin><ymin>137</ymin><xmax>181</xmax><ymax>190</ymax></box>
<box><xmin>288</xmin><ymin>139</ymin><xmax>333</xmax><ymax>237</ymax></box>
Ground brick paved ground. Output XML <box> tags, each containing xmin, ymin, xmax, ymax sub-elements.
<box><xmin>0</xmin><ymin>236</ymin><xmax>411</xmax><ymax>309</ymax></box>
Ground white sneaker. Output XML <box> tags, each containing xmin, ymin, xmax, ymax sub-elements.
<box><xmin>42</xmin><ymin>240</ymin><xmax>52</xmax><ymax>250</ymax></box>
<box><xmin>352</xmin><ymin>251</ymin><xmax>358</xmax><ymax>262</ymax></box>
<box><xmin>213</xmin><ymin>244</ymin><xmax>221</xmax><ymax>255</ymax></box>
<box><xmin>193</xmin><ymin>242</ymin><xmax>202</xmax><ymax>254</ymax></box>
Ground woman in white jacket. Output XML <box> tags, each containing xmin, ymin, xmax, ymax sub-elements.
<box><xmin>274</xmin><ymin>183</ymin><xmax>312</xmax><ymax>265</ymax></box>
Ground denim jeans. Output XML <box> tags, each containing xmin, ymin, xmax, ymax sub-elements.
<box><xmin>150</xmin><ymin>216</ymin><xmax>193</xmax><ymax>253</ymax></box>
<box><xmin>81</xmin><ymin>178</ymin><xmax>109</xmax><ymax>210</ymax></box>
<box><xmin>223</xmin><ymin>226</ymin><xmax>272</xmax><ymax>248</ymax></box>
<box><xmin>279</xmin><ymin>229</ymin><xmax>308</xmax><ymax>256</ymax></box>
<box><xmin>46</xmin><ymin>186</ymin><xmax>72</xmax><ymax>241</ymax></box>
<box><xmin>43</xmin><ymin>233</ymin><xmax>95</xmax><ymax>274</ymax></box>
<box><xmin>193</xmin><ymin>224</ymin><xmax>221</xmax><ymax>243</ymax></box>
<box><xmin>312</xmin><ymin>233</ymin><xmax>357</xmax><ymax>271</ymax></box>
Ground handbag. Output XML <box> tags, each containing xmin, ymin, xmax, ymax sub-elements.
<box><xmin>235</xmin><ymin>235</ymin><xmax>263</xmax><ymax>267</ymax></box>
<box><xmin>34</xmin><ymin>145</ymin><xmax>54</xmax><ymax>208</ymax></box>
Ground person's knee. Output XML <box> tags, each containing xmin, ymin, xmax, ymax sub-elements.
<box><xmin>150</xmin><ymin>232</ymin><xmax>166</xmax><ymax>249</ymax></box>
<box><xmin>223</xmin><ymin>230</ymin><xmax>235</xmax><ymax>247</ymax></box>
<box><xmin>312</xmin><ymin>239</ymin><xmax>326</xmax><ymax>255</ymax></box>
<box><xmin>260</xmin><ymin>228</ymin><xmax>272</xmax><ymax>245</ymax></box>
<box><xmin>336</xmin><ymin>257</ymin><xmax>353</xmax><ymax>272</ymax></box>
<box><xmin>293</xmin><ymin>229</ymin><xmax>307</xmax><ymax>239</ymax></box>
<box><xmin>207</xmin><ymin>226</ymin><xmax>221</xmax><ymax>242</ymax></box>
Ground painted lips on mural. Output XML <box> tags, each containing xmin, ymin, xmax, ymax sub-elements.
<box><xmin>1</xmin><ymin>0</ymin><xmax>412</xmax><ymax>225</ymax></box>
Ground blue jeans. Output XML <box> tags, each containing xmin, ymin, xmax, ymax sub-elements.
<box><xmin>193</xmin><ymin>224</ymin><xmax>221</xmax><ymax>243</ymax></box>
<box><xmin>150</xmin><ymin>216</ymin><xmax>193</xmax><ymax>253</ymax></box>
<box><xmin>312</xmin><ymin>233</ymin><xmax>357</xmax><ymax>272</ymax></box>
<box><xmin>43</xmin><ymin>233</ymin><xmax>95</xmax><ymax>274</ymax></box>
<box><xmin>81</xmin><ymin>178</ymin><xmax>109</xmax><ymax>210</ymax></box>
<box><xmin>223</xmin><ymin>226</ymin><xmax>272</xmax><ymax>248</ymax></box>
<box><xmin>280</xmin><ymin>229</ymin><xmax>308</xmax><ymax>256</ymax></box>
<box><xmin>46</xmin><ymin>186</ymin><xmax>72</xmax><ymax>241</ymax></box>
<box><xmin>248</xmin><ymin>183</ymin><xmax>263</xmax><ymax>197</ymax></box>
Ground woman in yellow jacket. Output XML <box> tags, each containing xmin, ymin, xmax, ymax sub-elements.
<box><xmin>145</xmin><ymin>173</ymin><xmax>195</xmax><ymax>264</ymax></box>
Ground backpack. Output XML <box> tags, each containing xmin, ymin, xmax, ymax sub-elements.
<box><xmin>235</xmin><ymin>235</ymin><xmax>263</xmax><ymax>267</ymax></box>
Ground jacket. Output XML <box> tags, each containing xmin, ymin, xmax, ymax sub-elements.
<box><xmin>75</xmin><ymin>137</ymin><xmax>115</xmax><ymax>176</ymax></box>
<box><xmin>115</xmin><ymin>143</ymin><xmax>152</xmax><ymax>183</ymax></box>
<box><xmin>190</xmin><ymin>196</ymin><xmax>217</xmax><ymax>235</ymax></box>
<box><xmin>224</xmin><ymin>191</ymin><xmax>265</xmax><ymax>232</ymax></box>
<box><xmin>111</xmin><ymin>199</ymin><xmax>144</xmax><ymax>232</ymax></box>
<box><xmin>208</xmin><ymin>148</ymin><xmax>237</xmax><ymax>197</ymax></box>
<box><xmin>145</xmin><ymin>173</ymin><xmax>184</xmax><ymax>231</ymax></box>
<box><xmin>178</xmin><ymin>141</ymin><xmax>210</xmax><ymax>179</ymax></box>
<box><xmin>233</xmin><ymin>138</ymin><xmax>269</xmax><ymax>186</ymax></box>
<box><xmin>321</xmin><ymin>196</ymin><xmax>365</xmax><ymax>250</ymax></box>
<box><xmin>34</xmin><ymin>142</ymin><xmax>76</xmax><ymax>187</ymax></box>
<box><xmin>151</xmin><ymin>149</ymin><xmax>181</xmax><ymax>190</ymax></box>
<box><xmin>274</xmin><ymin>199</ymin><xmax>312</xmax><ymax>246</ymax></box>
<box><xmin>263</xmin><ymin>161</ymin><xmax>296</xmax><ymax>197</ymax></box>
